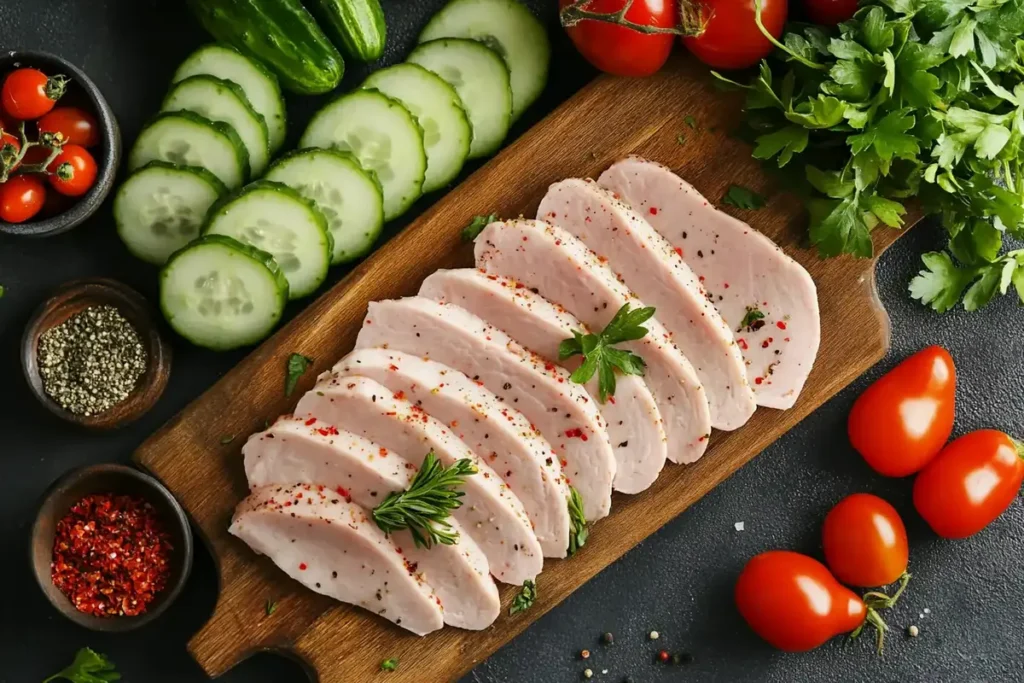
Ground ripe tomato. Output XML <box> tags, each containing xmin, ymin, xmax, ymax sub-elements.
<box><xmin>804</xmin><ymin>0</ymin><xmax>857</xmax><ymax>25</ymax></box>
<box><xmin>38</xmin><ymin>107</ymin><xmax>100</xmax><ymax>148</ymax></box>
<box><xmin>822</xmin><ymin>493</ymin><xmax>908</xmax><ymax>588</ymax></box>
<box><xmin>682</xmin><ymin>0</ymin><xmax>787</xmax><ymax>70</ymax></box>
<box><xmin>848</xmin><ymin>346</ymin><xmax>956</xmax><ymax>478</ymax></box>
<box><xmin>2</xmin><ymin>68</ymin><xmax>67</xmax><ymax>120</ymax></box>
<box><xmin>914</xmin><ymin>430</ymin><xmax>1024</xmax><ymax>539</ymax></box>
<box><xmin>48</xmin><ymin>144</ymin><xmax>97</xmax><ymax>197</ymax></box>
<box><xmin>0</xmin><ymin>174</ymin><xmax>46</xmax><ymax>223</ymax></box>
<box><xmin>735</xmin><ymin>551</ymin><xmax>867</xmax><ymax>651</ymax></box>
<box><xmin>559</xmin><ymin>0</ymin><xmax>677</xmax><ymax>77</ymax></box>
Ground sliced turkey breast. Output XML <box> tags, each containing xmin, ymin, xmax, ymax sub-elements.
<box><xmin>242</xmin><ymin>416</ymin><xmax>500</xmax><ymax>630</ymax></box>
<box><xmin>355</xmin><ymin>297</ymin><xmax>616</xmax><ymax>521</ymax></box>
<box><xmin>475</xmin><ymin>219</ymin><xmax>712</xmax><ymax>464</ymax></box>
<box><xmin>331</xmin><ymin>348</ymin><xmax>571</xmax><ymax>558</ymax></box>
<box><xmin>295</xmin><ymin>375</ymin><xmax>543</xmax><ymax>584</ymax></box>
<box><xmin>230</xmin><ymin>483</ymin><xmax>444</xmax><ymax>636</ymax></box>
<box><xmin>539</xmin><ymin>179</ymin><xmax>756</xmax><ymax>431</ymax></box>
<box><xmin>420</xmin><ymin>268</ymin><xmax>667</xmax><ymax>494</ymax></box>
<box><xmin>599</xmin><ymin>157</ymin><xmax>821</xmax><ymax>409</ymax></box>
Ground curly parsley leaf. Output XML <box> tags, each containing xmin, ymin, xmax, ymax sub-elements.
<box><xmin>559</xmin><ymin>304</ymin><xmax>654</xmax><ymax>402</ymax></box>
<box><xmin>460</xmin><ymin>213</ymin><xmax>499</xmax><ymax>242</ymax></box>
<box><xmin>509</xmin><ymin>579</ymin><xmax>537</xmax><ymax>615</ymax></box>
<box><xmin>723</xmin><ymin>184</ymin><xmax>767</xmax><ymax>210</ymax></box>
<box><xmin>285</xmin><ymin>353</ymin><xmax>314</xmax><ymax>396</ymax></box>
<box><xmin>43</xmin><ymin>648</ymin><xmax>121</xmax><ymax>683</ymax></box>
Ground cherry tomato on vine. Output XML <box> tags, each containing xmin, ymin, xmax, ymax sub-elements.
<box><xmin>682</xmin><ymin>0</ymin><xmax>787</xmax><ymax>70</ymax></box>
<box><xmin>47</xmin><ymin>144</ymin><xmax>97</xmax><ymax>197</ymax></box>
<box><xmin>848</xmin><ymin>346</ymin><xmax>956</xmax><ymax>478</ymax></box>
<box><xmin>559</xmin><ymin>0</ymin><xmax>678</xmax><ymax>77</ymax></box>
<box><xmin>914</xmin><ymin>430</ymin><xmax>1024</xmax><ymax>539</ymax></box>
<box><xmin>1</xmin><ymin>131</ymin><xmax>21</xmax><ymax>171</ymax></box>
<box><xmin>804</xmin><ymin>0</ymin><xmax>858</xmax><ymax>25</ymax></box>
<box><xmin>822</xmin><ymin>493</ymin><xmax>909</xmax><ymax>588</ymax></box>
<box><xmin>0</xmin><ymin>174</ymin><xmax>46</xmax><ymax>223</ymax></box>
<box><xmin>735</xmin><ymin>551</ymin><xmax>869</xmax><ymax>651</ymax></box>
<box><xmin>38</xmin><ymin>107</ymin><xmax>100</xmax><ymax>148</ymax></box>
<box><xmin>2</xmin><ymin>68</ymin><xmax>67</xmax><ymax>120</ymax></box>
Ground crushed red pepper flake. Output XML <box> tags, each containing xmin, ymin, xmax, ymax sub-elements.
<box><xmin>51</xmin><ymin>493</ymin><xmax>173</xmax><ymax>618</ymax></box>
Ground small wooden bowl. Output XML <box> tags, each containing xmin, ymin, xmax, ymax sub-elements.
<box><xmin>30</xmin><ymin>463</ymin><xmax>194</xmax><ymax>632</ymax></box>
<box><xmin>22</xmin><ymin>278</ymin><xmax>171</xmax><ymax>430</ymax></box>
<box><xmin>0</xmin><ymin>50</ymin><xmax>121</xmax><ymax>237</ymax></box>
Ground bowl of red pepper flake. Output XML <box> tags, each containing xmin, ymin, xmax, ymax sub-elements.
<box><xmin>30</xmin><ymin>463</ymin><xmax>193</xmax><ymax>631</ymax></box>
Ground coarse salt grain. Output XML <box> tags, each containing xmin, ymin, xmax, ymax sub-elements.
<box><xmin>734</xmin><ymin>521</ymin><xmax>745</xmax><ymax>532</ymax></box>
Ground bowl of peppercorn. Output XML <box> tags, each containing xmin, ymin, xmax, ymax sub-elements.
<box><xmin>22</xmin><ymin>277</ymin><xmax>171</xmax><ymax>430</ymax></box>
<box><xmin>30</xmin><ymin>463</ymin><xmax>194</xmax><ymax>632</ymax></box>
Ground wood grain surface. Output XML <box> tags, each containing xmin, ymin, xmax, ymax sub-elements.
<box><xmin>134</xmin><ymin>53</ymin><xmax>919</xmax><ymax>683</ymax></box>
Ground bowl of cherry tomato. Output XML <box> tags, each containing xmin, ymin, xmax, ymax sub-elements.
<box><xmin>0</xmin><ymin>50</ymin><xmax>120</xmax><ymax>237</ymax></box>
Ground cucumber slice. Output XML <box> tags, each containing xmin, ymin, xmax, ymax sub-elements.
<box><xmin>161</xmin><ymin>234</ymin><xmax>288</xmax><ymax>350</ymax></box>
<box><xmin>173</xmin><ymin>43</ymin><xmax>287</xmax><ymax>153</ymax></box>
<box><xmin>300</xmin><ymin>89</ymin><xmax>426</xmax><ymax>220</ymax></box>
<box><xmin>265</xmin><ymin>148</ymin><xmax>384</xmax><ymax>264</ymax></box>
<box><xmin>115</xmin><ymin>161</ymin><xmax>227</xmax><ymax>266</ymax></box>
<box><xmin>202</xmin><ymin>180</ymin><xmax>334</xmax><ymax>299</ymax></box>
<box><xmin>363</xmin><ymin>63</ymin><xmax>470</xmax><ymax>193</ymax></box>
<box><xmin>129</xmin><ymin>111</ymin><xmax>250</xmax><ymax>190</ymax></box>
<box><xmin>163</xmin><ymin>75</ymin><xmax>271</xmax><ymax>177</ymax></box>
<box><xmin>419</xmin><ymin>0</ymin><xmax>549</xmax><ymax>121</ymax></box>
<box><xmin>408</xmin><ymin>38</ymin><xmax>511</xmax><ymax>159</ymax></box>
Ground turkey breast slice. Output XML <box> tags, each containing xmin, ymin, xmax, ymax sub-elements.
<box><xmin>475</xmin><ymin>219</ymin><xmax>712</xmax><ymax>464</ymax></box>
<box><xmin>539</xmin><ymin>178</ymin><xmax>756</xmax><ymax>431</ymax></box>
<box><xmin>242</xmin><ymin>416</ymin><xmax>500</xmax><ymax>630</ymax></box>
<box><xmin>295</xmin><ymin>375</ymin><xmax>543</xmax><ymax>584</ymax></box>
<box><xmin>230</xmin><ymin>483</ymin><xmax>444</xmax><ymax>636</ymax></box>
<box><xmin>355</xmin><ymin>297</ymin><xmax>616</xmax><ymax>522</ymax></box>
<box><xmin>599</xmin><ymin>156</ymin><xmax>821</xmax><ymax>409</ymax></box>
<box><xmin>331</xmin><ymin>348</ymin><xmax>571</xmax><ymax>558</ymax></box>
<box><xmin>421</xmin><ymin>268</ymin><xmax>667</xmax><ymax>494</ymax></box>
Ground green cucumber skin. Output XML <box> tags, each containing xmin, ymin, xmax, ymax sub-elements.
<box><xmin>308</xmin><ymin>0</ymin><xmax>387</xmax><ymax>62</ymax></box>
<box><xmin>186</xmin><ymin>0</ymin><xmax>345</xmax><ymax>95</ymax></box>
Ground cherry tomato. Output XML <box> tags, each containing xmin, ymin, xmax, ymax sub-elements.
<box><xmin>0</xmin><ymin>174</ymin><xmax>46</xmax><ymax>223</ymax></box>
<box><xmin>914</xmin><ymin>430</ymin><xmax>1024</xmax><ymax>539</ymax></box>
<box><xmin>38</xmin><ymin>106</ymin><xmax>100</xmax><ymax>148</ymax></box>
<box><xmin>735</xmin><ymin>551</ymin><xmax>868</xmax><ymax>651</ymax></box>
<box><xmin>848</xmin><ymin>346</ymin><xmax>956</xmax><ymax>478</ymax></box>
<box><xmin>682</xmin><ymin>0</ymin><xmax>787</xmax><ymax>70</ymax></box>
<box><xmin>2</xmin><ymin>68</ymin><xmax>67</xmax><ymax>120</ymax></box>
<box><xmin>804</xmin><ymin>0</ymin><xmax>857</xmax><ymax>25</ymax></box>
<box><xmin>822</xmin><ymin>493</ymin><xmax>909</xmax><ymax>588</ymax></box>
<box><xmin>47</xmin><ymin>144</ymin><xmax>97</xmax><ymax>197</ymax></box>
<box><xmin>559</xmin><ymin>0</ymin><xmax>677</xmax><ymax>77</ymax></box>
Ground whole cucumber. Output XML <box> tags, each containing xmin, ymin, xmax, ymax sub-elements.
<box><xmin>186</xmin><ymin>0</ymin><xmax>344</xmax><ymax>95</ymax></box>
<box><xmin>307</xmin><ymin>0</ymin><xmax>387</xmax><ymax>62</ymax></box>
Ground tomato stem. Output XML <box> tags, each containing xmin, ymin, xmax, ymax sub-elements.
<box><xmin>751</xmin><ymin>0</ymin><xmax>826</xmax><ymax>71</ymax></box>
<box><xmin>0</xmin><ymin>121</ymin><xmax>65</xmax><ymax>183</ymax></box>
<box><xmin>559</xmin><ymin>0</ymin><xmax>700</xmax><ymax>36</ymax></box>
<box><xmin>1012</xmin><ymin>437</ymin><xmax>1024</xmax><ymax>461</ymax></box>
<box><xmin>44</xmin><ymin>74</ymin><xmax>70</xmax><ymax>103</ymax></box>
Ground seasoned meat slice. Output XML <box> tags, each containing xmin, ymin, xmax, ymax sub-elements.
<box><xmin>230</xmin><ymin>483</ymin><xmax>444</xmax><ymax>636</ymax></box>
<box><xmin>421</xmin><ymin>268</ymin><xmax>667</xmax><ymax>494</ymax></box>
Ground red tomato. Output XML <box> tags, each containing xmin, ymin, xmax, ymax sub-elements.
<box><xmin>559</xmin><ymin>0</ymin><xmax>677</xmax><ymax>77</ymax></box>
<box><xmin>2</xmin><ymin>68</ymin><xmax>67</xmax><ymax>120</ymax></box>
<box><xmin>914</xmin><ymin>430</ymin><xmax>1024</xmax><ymax>539</ymax></box>
<box><xmin>682</xmin><ymin>0</ymin><xmax>787</xmax><ymax>70</ymax></box>
<box><xmin>848</xmin><ymin>346</ymin><xmax>956</xmax><ymax>477</ymax></box>
<box><xmin>48</xmin><ymin>144</ymin><xmax>97</xmax><ymax>197</ymax></box>
<box><xmin>0</xmin><ymin>174</ymin><xmax>46</xmax><ymax>223</ymax></box>
<box><xmin>822</xmin><ymin>493</ymin><xmax>909</xmax><ymax>588</ymax></box>
<box><xmin>735</xmin><ymin>551</ymin><xmax>867</xmax><ymax>651</ymax></box>
<box><xmin>38</xmin><ymin>107</ymin><xmax>100</xmax><ymax>148</ymax></box>
<box><xmin>804</xmin><ymin>0</ymin><xmax>857</xmax><ymax>24</ymax></box>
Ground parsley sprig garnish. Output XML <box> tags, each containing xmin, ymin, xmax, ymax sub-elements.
<box><xmin>558</xmin><ymin>303</ymin><xmax>655</xmax><ymax>403</ymax></box>
<box><xmin>372</xmin><ymin>451</ymin><xmax>477</xmax><ymax>548</ymax></box>
<box><xmin>461</xmin><ymin>212</ymin><xmax>498</xmax><ymax>242</ymax></box>
<box><xmin>43</xmin><ymin>648</ymin><xmax>120</xmax><ymax>683</ymax></box>
<box><xmin>714</xmin><ymin>0</ymin><xmax>1024</xmax><ymax>313</ymax></box>
<box><xmin>722</xmin><ymin>184</ymin><xmax>766</xmax><ymax>210</ymax></box>
<box><xmin>509</xmin><ymin>579</ymin><xmax>537</xmax><ymax>615</ymax></box>
<box><xmin>567</xmin><ymin>487</ymin><xmax>589</xmax><ymax>556</ymax></box>
<box><xmin>285</xmin><ymin>353</ymin><xmax>314</xmax><ymax>396</ymax></box>
<box><xmin>380</xmin><ymin>657</ymin><xmax>399</xmax><ymax>672</ymax></box>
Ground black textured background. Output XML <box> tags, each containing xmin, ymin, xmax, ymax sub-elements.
<box><xmin>1</xmin><ymin>1</ymin><xmax>1023</xmax><ymax>682</ymax></box>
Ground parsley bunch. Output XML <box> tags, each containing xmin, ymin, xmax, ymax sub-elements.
<box><xmin>718</xmin><ymin>0</ymin><xmax>1024</xmax><ymax>312</ymax></box>
<box><xmin>44</xmin><ymin>648</ymin><xmax>120</xmax><ymax>683</ymax></box>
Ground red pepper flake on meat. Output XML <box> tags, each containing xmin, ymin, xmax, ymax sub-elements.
<box><xmin>649</xmin><ymin>207</ymin><xmax>659</xmax><ymax>215</ymax></box>
<box><xmin>388</xmin><ymin>364</ymin><xmax>399</xmax><ymax>371</ymax></box>
<box><xmin>50</xmin><ymin>493</ymin><xmax>173</xmax><ymax>618</ymax></box>
<box><xmin>305</xmin><ymin>417</ymin><xmax>317</xmax><ymax>426</ymax></box>
<box><xmin>317</xmin><ymin>426</ymin><xmax>339</xmax><ymax>437</ymax></box>
<box><xmin>299</xmin><ymin>563</ymin><xmax>308</xmax><ymax>571</ymax></box>
<box><xmin>737</xmin><ymin>338</ymin><xmax>749</xmax><ymax>351</ymax></box>
<box><xmin>674</xmin><ymin>247</ymin><xmax>684</xmax><ymax>258</ymax></box>
<box><xmin>336</xmin><ymin>486</ymin><xmax>352</xmax><ymax>502</ymax></box>
<box><xmin>777</xmin><ymin>321</ymin><xmax>787</xmax><ymax>330</ymax></box>
<box><xmin>564</xmin><ymin>428</ymin><xmax>589</xmax><ymax>441</ymax></box>
<box><xmin>393</xmin><ymin>390</ymin><xmax>406</xmax><ymax>401</ymax></box>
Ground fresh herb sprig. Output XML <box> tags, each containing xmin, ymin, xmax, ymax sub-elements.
<box><xmin>723</xmin><ymin>184</ymin><xmax>767</xmax><ymax>210</ymax></box>
<box><xmin>559</xmin><ymin>303</ymin><xmax>655</xmax><ymax>403</ymax></box>
<box><xmin>372</xmin><ymin>451</ymin><xmax>477</xmax><ymax>548</ymax></box>
<box><xmin>43</xmin><ymin>648</ymin><xmax>120</xmax><ymax>683</ymax></box>
<box><xmin>509</xmin><ymin>579</ymin><xmax>537</xmax><ymax>615</ymax></box>
<box><xmin>567</xmin><ymin>487</ymin><xmax>589</xmax><ymax>556</ymax></box>
<box><xmin>461</xmin><ymin>212</ymin><xmax>499</xmax><ymax>242</ymax></box>
<box><xmin>380</xmin><ymin>657</ymin><xmax>399</xmax><ymax>672</ymax></box>
<box><xmin>718</xmin><ymin>0</ymin><xmax>1024</xmax><ymax>313</ymax></box>
<box><xmin>285</xmin><ymin>353</ymin><xmax>313</xmax><ymax>396</ymax></box>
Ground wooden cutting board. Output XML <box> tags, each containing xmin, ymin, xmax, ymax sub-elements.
<box><xmin>134</xmin><ymin>53</ymin><xmax>919</xmax><ymax>682</ymax></box>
